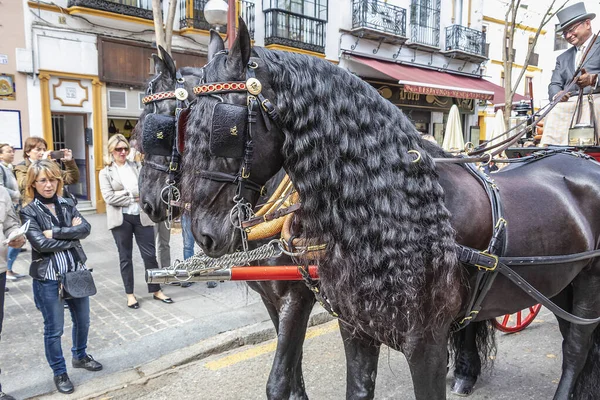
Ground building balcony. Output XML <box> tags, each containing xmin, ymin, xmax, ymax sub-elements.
<box><xmin>350</xmin><ymin>0</ymin><xmax>407</xmax><ymax>45</ymax></box>
<box><xmin>407</xmin><ymin>0</ymin><xmax>440</xmax><ymax>51</ymax></box>
<box><xmin>180</xmin><ymin>0</ymin><xmax>255</xmax><ymax>39</ymax></box>
<box><xmin>264</xmin><ymin>9</ymin><xmax>326</xmax><ymax>54</ymax></box>
<box><xmin>441</xmin><ymin>24</ymin><xmax>487</xmax><ymax>63</ymax></box>
<box><xmin>67</xmin><ymin>0</ymin><xmax>153</xmax><ymax>21</ymax></box>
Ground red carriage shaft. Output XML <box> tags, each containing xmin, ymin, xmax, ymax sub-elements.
<box><xmin>230</xmin><ymin>265</ymin><xmax>319</xmax><ymax>281</ymax></box>
<box><xmin>146</xmin><ymin>265</ymin><xmax>319</xmax><ymax>284</ymax></box>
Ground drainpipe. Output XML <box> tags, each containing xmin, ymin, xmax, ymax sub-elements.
<box><xmin>227</xmin><ymin>0</ymin><xmax>236</xmax><ymax>48</ymax></box>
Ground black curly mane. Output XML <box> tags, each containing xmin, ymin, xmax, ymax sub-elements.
<box><xmin>183</xmin><ymin>48</ymin><xmax>464</xmax><ymax>345</ymax></box>
<box><xmin>259</xmin><ymin>50</ymin><xmax>463</xmax><ymax>344</ymax></box>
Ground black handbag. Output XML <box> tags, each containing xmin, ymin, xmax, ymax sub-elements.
<box><xmin>59</xmin><ymin>269</ymin><xmax>97</xmax><ymax>299</ymax></box>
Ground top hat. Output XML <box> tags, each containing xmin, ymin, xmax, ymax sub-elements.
<box><xmin>556</xmin><ymin>2</ymin><xmax>595</xmax><ymax>33</ymax></box>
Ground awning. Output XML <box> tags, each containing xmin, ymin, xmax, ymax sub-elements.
<box><xmin>350</xmin><ymin>55</ymin><xmax>528</xmax><ymax>104</ymax></box>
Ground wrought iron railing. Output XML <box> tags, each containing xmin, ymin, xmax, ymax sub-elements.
<box><xmin>180</xmin><ymin>0</ymin><xmax>255</xmax><ymax>38</ymax></box>
<box><xmin>264</xmin><ymin>9</ymin><xmax>326</xmax><ymax>53</ymax></box>
<box><xmin>352</xmin><ymin>0</ymin><xmax>406</xmax><ymax>37</ymax></box>
<box><xmin>180</xmin><ymin>0</ymin><xmax>215</xmax><ymax>31</ymax></box>
<box><xmin>68</xmin><ymin>0</ymin><xmax>153</xmax><ymax>19</ymax></box>
<box><xmin>409</xmin><ymin>0</ymin><xmax>440</xmax><ymax>47</ymax></box>
<box><xmin>444</xmin><ymin>25</ymin><xmax>485</xmax><ymax>56</ymax></box>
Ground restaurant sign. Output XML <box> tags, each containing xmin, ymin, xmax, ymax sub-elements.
<box><xmin>366</xmin><ymin>80</ymin><xmax>474</xmax><ymax>113</ymax></box>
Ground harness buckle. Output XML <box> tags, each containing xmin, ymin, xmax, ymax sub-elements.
<box><xmin>459</xmin><ymin>310</ymin><xmax>479</xmax><ymax>325</ymax></box>
<box><xmin>241</xmin><ymin>167</ymin><xmax>250</xmax><ymax>179</ymax></box>
<box><xmin>169</xmin><ymin>162</ymin><xmax>179</xmax><ymax>172</ymax></box>
<box><xmin>475</xmin><ymin>251</ymin><xmax>498</xmax><ymax>271</ymax></box>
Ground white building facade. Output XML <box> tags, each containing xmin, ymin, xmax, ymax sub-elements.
<box><xmin>17</xmin><ymin>0</ymin><xmax>523</xmax><ymax>211</ymax></box>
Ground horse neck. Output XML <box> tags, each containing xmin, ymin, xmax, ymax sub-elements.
<box><xmin>437</xmin><ymin>163</ymin><xmax>493</xmax><ymax>250</ymax></box>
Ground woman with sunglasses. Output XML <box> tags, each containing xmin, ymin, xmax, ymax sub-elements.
<box><xmin>20</xmin><ymin>160</ymin><xmax>101</xmax><ymax>394</ymax></box>
<box><xmin>99</xmin><ymin>134</ymin><xmax>172</xmax><ymax>309</ymax></box>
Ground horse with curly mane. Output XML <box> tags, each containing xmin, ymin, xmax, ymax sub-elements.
<box><xmin>135</xmin><ymin>45</ymin><xmax>493</xmax><ymax>398</ymax></box>
<box><xmin>177</xmin><ymin>19</ymin><xmax>600</xmax><ymax>399</ymax></box>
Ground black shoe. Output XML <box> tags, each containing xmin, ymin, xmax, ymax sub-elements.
<box><xmin>207</xmin><ymin>281</ymin><xmax>218</xmax><ymax>288</ymax></box>
<box><xmin>153</xmin><ymin>295</ymin><xmax>174</xmax><ymax>304</ymax></box>
<box><xmin>0</xmin><ymin>391</ymin><xmax>16</xmax><ymax>400</ymax></box>
<box><xmin>19</xmin><ymin>248</ymin><xmax>27</xmax><ymax>253</ymax></box>
<box><xmin>72</xmin><ymin>354</ymin><xmax>103</xmax><ymax>371</ymax></box>
<box><xmin>53</xmin><ymin>373</ymin><xmax>74</xmax><ymax>394</ymax></box>
<box><xmin>180</xmin><ymin>282</ymin><xmax>193</xmax><ymax>288</ymax></box>
<box><xmin>3</xmin><ymin>287</ymin><xmax>7</xmax><ymax>293</ymax></box>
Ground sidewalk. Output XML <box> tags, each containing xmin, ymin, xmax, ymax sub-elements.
<box><xmin>1</xmin><ymin>213</ymin><xmax>323</xmax><ymax>399</ymax></box>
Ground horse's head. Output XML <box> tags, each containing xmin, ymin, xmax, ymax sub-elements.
<box><xmin>182</xmin><ymin>21</ymin><xmax>285</xmax><ymax>256</ymax></box>
<box><xmin>134</xmin><ymin>46</ymin><xmax>205</xmax><ymax>222</ymax></box>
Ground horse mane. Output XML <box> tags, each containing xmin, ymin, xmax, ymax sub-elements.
<box><xmin>259</xmin><ymin>49</ymin><xmax>464</xmax><ymax>343</ymax></box>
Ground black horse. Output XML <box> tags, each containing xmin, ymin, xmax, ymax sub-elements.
<box><xmin>180</xmin><ymin>19</ymin><xmax>600</xmax><ymax>400</ymax></box>
<box><xmin>135</xmin><ymin>50</ymin><xmax>320</xmax><ymax>399</ymax></box>
<box><xmin>134</xmin><ymin>48</ymin><xmax>488</xmax><ymax>399</ymax></box>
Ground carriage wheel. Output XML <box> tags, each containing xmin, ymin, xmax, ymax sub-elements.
<box><xmin>492</xmin><ymin>304</ymin><xmax>542</xmax><ymax>333</ymax></box>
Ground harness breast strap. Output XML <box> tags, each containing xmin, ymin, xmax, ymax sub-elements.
<box><xmin>457</xmin><ymin>159</ymin><xmax>600</xmax><ymax>327</ymax></box>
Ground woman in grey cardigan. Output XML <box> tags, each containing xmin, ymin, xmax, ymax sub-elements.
<box><xmin>99</xmin><ymin>134</ymin><xmax>172</xmax><ymax>309</ymax></box>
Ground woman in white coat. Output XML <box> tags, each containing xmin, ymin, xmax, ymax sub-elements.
<box><xmin>99</xmin><ymin>134</ymin><xmax>172</xmax><ymax>309</ymax></box>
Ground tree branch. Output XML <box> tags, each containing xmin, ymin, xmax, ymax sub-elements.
<box><xmin>164</xmin><ymin>0</ymin><xmax>178</xmax><ymax>54</ymax></box>
<box><xmin>152</xmin><ymin>0</ymin><xmax>166</xmax><ymax>53</ymax></box>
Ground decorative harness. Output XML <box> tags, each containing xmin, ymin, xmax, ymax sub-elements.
<box><xmin>142</xmin><ymin>53</ymin><xmax>600</xmax><ymax>328</ymax></box>
<box><xmin>140</xmin><ymin>70</ymin><xmax>191</xmax><ymax>227</ymax></box>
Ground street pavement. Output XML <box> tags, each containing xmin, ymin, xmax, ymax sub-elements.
<box><xmin>2</xmin><ymin>212</ymin><xmax>328</xmax><ymax>399</ymax></box>
<box><xmin>89</xmin><ymin>310</ymin><xmax>565</xmax><ymax>400</ymax></box>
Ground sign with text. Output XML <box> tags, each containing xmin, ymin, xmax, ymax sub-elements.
<box><xmin>366</xmin><ymin>80</ymin><xmax>474</xmax><ymax>113</ymax></box>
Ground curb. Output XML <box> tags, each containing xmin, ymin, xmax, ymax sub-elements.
<box><xmin>33</xmin><ymin>309</ymin><xmax>333</xmax><ymax>399</ymax></box>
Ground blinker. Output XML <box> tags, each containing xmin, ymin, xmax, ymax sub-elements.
<box><xmin>142</xmin><ymin>113</ymin><xmax>176</xmax><ymax>156</ymax></box>
<box><xmin>209</xmin><ymin>102</ymin><xmax>248</xmax><ymax>158</ymax></box>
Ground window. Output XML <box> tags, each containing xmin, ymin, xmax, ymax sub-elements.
<box><xmin>108</xmin><ymin>90</ymin><xmax>127</xmax><ymax>109</ymax></box>
<box><xmin>51</xmin><ymin>114</ymin><xmax>66</xmax><ymax>150</ymax></box>
<box><xmin>410</xmin><ymin>0</ymin><xmax>441</xmax><ymax>47</ymax></box>
<box><xmin>554</xmin><ymin>24</ymin><xmax>569</xmax><ymax>51</ymax></box>
<box><xmin>263</xmin><ymin>0</ymin><xmax>328</xmax><ymax>20</ymax></box>
<box><xmin>138</xmin><ymin>92</ymin><xmax>145</xmax><ymax>110</ymax></box>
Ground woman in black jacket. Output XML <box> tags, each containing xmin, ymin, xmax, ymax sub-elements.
<box><xmin>20</xmin><ymin>160</ymin><xmax>102</xmax><ymax>395</ymax></box>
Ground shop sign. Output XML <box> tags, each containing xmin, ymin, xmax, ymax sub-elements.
<box><xmin>366</xmin><ymin>80</ymin><xmax>474</xmax><ymax>113</ymax></box>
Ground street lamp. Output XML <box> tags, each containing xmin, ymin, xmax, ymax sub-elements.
<box><xmin>204</xmin><ymin>0</ymin><xmax>229</xmax><ymax>32</ymax></box>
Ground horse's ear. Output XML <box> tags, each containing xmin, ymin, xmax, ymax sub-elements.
<box><xmin>208</xmin><ymin>30</ymin><xmax>225</xmax><ymax>61</ymax></box>
<box><xmin>226</xmin><ymin>18</ymin><xmax>251</xmax><ymax>74</ymax></box>
<box><xmin>156</xmin><ymin>45</ymin><xmax>177</xmax><ymax>79</ymax></box>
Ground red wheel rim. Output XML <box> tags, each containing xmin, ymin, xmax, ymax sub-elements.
<box><xmin>492</xmin><ymin>304</ymin><xmax>542</xmax><ymax>333</ymax></box>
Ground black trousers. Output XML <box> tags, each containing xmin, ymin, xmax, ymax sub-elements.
<box><xmin>0</xmin><ymin>271</ymin><xmax>5</xmax><ymax>391</ymax></box>
<box><xmin>111</xmin><ymin>214</ymin><xmax>161</xmax><ymax>294</ymax></box>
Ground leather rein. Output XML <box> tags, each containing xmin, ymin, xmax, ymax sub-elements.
<box><xmin>434</xmin><ymin>31</ymin><xmax>600</xmax><ymax>165</ymax></box>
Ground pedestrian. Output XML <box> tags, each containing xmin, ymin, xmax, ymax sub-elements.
<box><xmin>0</xmin><ymin>186</ymin><xmax>26</xmax><ymax>400</ymax></box>
<box><xmin>541</xmin><ymin>2</ymin><xmax>600</xmax><ymax>145</ymax></box>
<box><xmin>14</xmin><ymin>137</ymin><xmax>79</xmax><ymax>198</ymax></box>
<box><xmin>0</xmin><ymin>143</ymin><xmax>25</xmax><ymax>280</ymax></box>
<box><xmin>182</xmin><ymin>214</ymin><xmax>216</xmax><ymax>288</ymax></box>
<box><xmin>99</xmin><ymin>134</ymin><xmax>173</xmax><ymax>309</ymax></box>
<box><xmin>20</xmin><ymin>160</ymin><xmax>102</xmax><ymax>395</ymax></box>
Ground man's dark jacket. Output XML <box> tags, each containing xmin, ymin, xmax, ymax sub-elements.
<box><xmin>548</xmin><ymin>38</ymin><xmax>600</xmax><ymax>100</ymax></box>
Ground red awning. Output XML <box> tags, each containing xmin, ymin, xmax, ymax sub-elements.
<box><xmin>350</xmin><ymin>55</ymin><xmax>528</xmax><ymax>104</ymax></box>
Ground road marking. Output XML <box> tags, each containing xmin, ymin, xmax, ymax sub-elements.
<box><xmin>204</xmin><ymin>320</ymin><xmax>339</xmax><ymax>370</ymax></box>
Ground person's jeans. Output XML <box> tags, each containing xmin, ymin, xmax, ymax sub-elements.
<box><xmin>32</xmin><ymin>279</ymin><xmax>90</xmax><ymax>376</ymax></box>
<box><xmin>6</xmin><ymin>247</ymin><xmax>19</xmax><ymax>272</ymax></box>
<box><xmin>181</xmin><ymin>214</ymin><xmax>195</xmax><ymax>260</ymax></box>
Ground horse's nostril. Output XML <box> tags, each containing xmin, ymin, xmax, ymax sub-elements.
<box><xmin>198</xmin><ymin>233</ymin><xmax>215</xmax><ymax>252</ymax></box>
<box><xmin>142</xmin><ymin>202</ymin><xmax>154</xmax><ymax>215</ymax></box>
